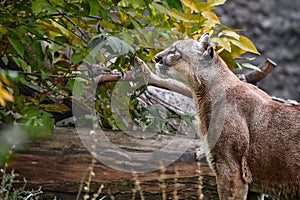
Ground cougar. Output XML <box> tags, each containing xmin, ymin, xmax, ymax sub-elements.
<box><xmin>154</xmin><ymin>33</ymin><xmax>300</xmax><ymax>200</ymax></box>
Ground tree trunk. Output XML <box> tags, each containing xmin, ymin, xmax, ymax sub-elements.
<box><xmin>6</xmin><ymin>127</ymin><xmax>218</xmax><ymax>200</ymax></box>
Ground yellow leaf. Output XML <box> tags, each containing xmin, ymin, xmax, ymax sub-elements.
<box><xmin>0</xmin><ymin>81</ymin><xmax>14</xmax><ymax>107</ymax></box>
<box><xmin>181</xmin><ymin>0</ymin><xmax>199</xmax><ymax>12</ymax></box>
<box><xmin>152</xmin><ymin>2</ymin><xmax>189</xmax><ymax>22</ymax></box>
<box><xmin>0</xmin><ymin>98</ymin><xmax>5</xmax><ymax>107</ymax></box>
<box><xmin>148</xmin><ymin>4</ymin><xmax>156</xmax><ymax>16</ymax></box>
<box><xmin>212</xmin><ymin>37</ymin><xmax>231</xmax><ymax>52</ymax></box>
<box><xmin>230</xmin><ymin>43</ymin><xmax>247</xmax><ymax>57</ymax></box>
<box><xmin>0</xmin><ymin>75</ymin><xmax>13</xmax><ymax>87</ymax></box>
<box><xmin>207</xmin><ymin>0</ymin><xmax>227</xmax><ymax>7</ymax></box>
<box><xmin>230</xmin><ymin>36</ymin><xmax>260</xmax><ymax>55</ymax></box>
<box><xmin>221</xmin><ymin>30</ymin><xmax>240</xmax><ymax>40</ymax></box>
<box><xmin>201</xmin><ymin>11</ymin><xmax>220</xmax><ymax>25</ymax></box>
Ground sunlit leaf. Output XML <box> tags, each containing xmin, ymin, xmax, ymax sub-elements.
<box><xmin>181</xmin><ymin>0</ymin><xmax>199</xmax><ymax>12</ymax></box>
<box><xmin>221</xmin><ymin>30</ymin><xmax>240</xmax><ymax>40</ymax></box>
<box><xmin>230</xmin><ymin>43</ymin><xmax>247</xmax><ymax>57</ymax></box>
<box><xmin>212</xmin><ymin>37</ymin><xmax>231</xmax><ymax>52</ymax></box>
<box><xmin>201</xmin><ymin>11</ymin><xmax>220</xmax><ymax>25</ymax></box>
<box><xmin>233</xmin><ymin>57</ymin><xmax>255</xmax><ymax>61</ymax></box>
<box><xmin>0</xmin><ymin>81</ymin><xmax>14</xmax><ymax>107</ymax></box>
<box><xmin>230</xmin><ymin>35</ymin><xmax>260</xmax><ymax>55</ymax></box>
<box><xmin>152</xmin><ymin>2</ymin><xmax>189</xmax><ymax>22</ymax></box>
<box><xmin>241</xmin><ymin>63</ymin><xmax>261</xmax><ymax>71</ymax></box>
<box><xmin>207</xmin><ymin>0</ymin><xmax>227</xmax><ymax>7</ymax></box>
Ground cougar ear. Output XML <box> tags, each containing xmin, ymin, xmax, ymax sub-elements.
<box><xmin>199</xmin><ymin>33</ymin><xmax>214</xmax><ymax>59</ymax></box>
<box><xmin>199</xmin><ymin>33</ymin><xmax>210</xmax><ymax>50</ymax></box>
<box><xmin>199</xmin><ymin>33</ymin><xmax>210</xmax><ymax>45</ymax></box>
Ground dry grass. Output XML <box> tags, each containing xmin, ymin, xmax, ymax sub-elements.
<box><xmin>0</xmin><ymin>164</ymin><xmax>43</xmax><ymax>200</ymax></box>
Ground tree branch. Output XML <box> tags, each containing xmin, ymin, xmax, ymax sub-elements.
<box><xmin>93</xmin><ymin>57</ymin><xmax>279</xmax><ymax>99</ymax></box>
<box><xmin>245</xmin><ymin>59</ymin><xmax>277</xmax><ymax>84</ymax></box>
<box><xmin>93</xmin><ymin>57</ymin><xmax>192</xmax><ymax>97</ymax></box>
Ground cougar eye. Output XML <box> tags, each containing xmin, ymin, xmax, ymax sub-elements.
<box><xmin>207</xmin><ymin>45</ymin><xmax>214</xmax><ymax>58</ymax></box>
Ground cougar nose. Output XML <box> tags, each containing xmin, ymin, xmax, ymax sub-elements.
<box><xmin>154</xmin><ymin>54</ymin><xmax>162</xmax><ymax>63</ymax></box>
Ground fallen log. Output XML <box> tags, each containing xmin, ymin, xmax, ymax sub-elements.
<box><xmin>5</xmin><ymin>127</ymin><xmax>218</xmax><ymax>200</ymax></box>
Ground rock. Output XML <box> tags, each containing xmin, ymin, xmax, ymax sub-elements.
<box><xmin>215</xmin><ymin>0</ymin><xmax>300</xmax><ymax>100</ymax></box>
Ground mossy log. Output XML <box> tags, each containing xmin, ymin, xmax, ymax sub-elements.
<box><xmin>5</xmin><ymin>127</ymin><xmax>219</xmax><ymax>200</ymax></box>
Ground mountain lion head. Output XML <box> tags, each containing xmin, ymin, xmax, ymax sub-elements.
<box><xmin>155</xmin><ymin>33</ymin><xmax>215</xmax><ymax>82</ymax></box>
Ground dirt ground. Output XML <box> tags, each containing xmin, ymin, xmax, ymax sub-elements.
<box><xmin>216</xmin><ymin>0</ymin><xmax>300</xmax><ymax>101</ymax></box>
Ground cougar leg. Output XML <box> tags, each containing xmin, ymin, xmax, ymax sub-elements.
<box><xmin>216</xmin><ymin>168</ymin><xmax>248</xmax><ymax>200</ymax></box>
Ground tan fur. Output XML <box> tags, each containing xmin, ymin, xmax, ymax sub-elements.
<box><xmin>155</xmin><ymin>33</ymin><xmax>300</xmax><ymax>200</ymax></box>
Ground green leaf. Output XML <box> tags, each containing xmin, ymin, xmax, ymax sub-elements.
<box><xmin>230</xmin><ymin>43</ymin><xmax>247</xmax><ymax>57</ymax></box>
<box><xmin>0</xmin><ymin>25</ymin><xmax>8</xmax><ymax>35</ymax></box>
<box><xmin>8</xmin><ymin>37</ymin><xmax>24</xmax><ymax>57</ymax></box>
<box><xmin>1</xmin><ymin>56</ymin><xmax>8</xmax><ymax>65</ymax></box>
<box><xmin>241</xmin><ymin>63</ymin><xmax>261</xmax><ymax>71</ymax></box>
<box><xmin>126</xmin><ymin>0</ymin><xmax>146</xmax><ymax>9</ymax></box>
<box><xmin>81</xmin><ymin>1</ymin><xmax>90</xmax><ymax>16</ymax></box>
<box><xmin>71</xmin><ymin>53</ymin><xmax>84</xmax><ymax>64</ymax></box>
<box><xmin>233</xmin><ymin>57</ymin><xmax>255</xmax><ymax>61</ymax></box>
<box><xmin>218</xmin><ymin>49</ymin><xmax>239</xmax><ymax>69</ymax></box>
<box><xmin>230</xmin><ymin>36</ymin><xmax>260</xmax><ymax>55</ymax></box>
<box><xmin>41</xmin><ymin>69</ymin><xmax>51</xmax><ymax>79</ymax></box>
<box><xmin>88</xmin><ymin>0</ymin><xmax>101</xmax><ymax>15</ymax></box>
<box><xmin>33</xmin><ymin>41</ymin><xmax>45</xmax><ymax>64</ymax></box>
<box><xmin>12</xmin><ymin>57</ymin><xmax>29</xmax><ymax>72</ymax></box>
<box><xmin>107</xmin><ymin>36</ymin><xmax>135</xmax><ymax>55</ymax></box>
<box><xmin>87</xmin><ymin>33</ymin><xmax>109</xmax><ymax>49</ymax></box>
<box><xmin>166</xmin><ymin>0</ymin><xmax>183</xmax><ymax>12</ymax></box>
<box><xmin>55</xmin><ymin>36</ymin><xmax>69</xmax><ymax>44</ymax></box>
<box><xmin>72</xmin><ymin>79</ymin><xmax>83</xmax><ymax>98</ymax></box>
<box><xmin>31</xmin><ymin>0</ymin><xmax>56</xmax><ymax>14</ymax></box>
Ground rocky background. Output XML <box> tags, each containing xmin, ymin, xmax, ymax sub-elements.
<box><xmin>216</xmin><ymin>0</ymin><xmax>300</xmax><ymax>101</ymax></box>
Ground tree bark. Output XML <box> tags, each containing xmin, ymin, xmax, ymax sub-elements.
<box><xmin>5</xmin><ymin>127</ymin><xmax>218</xmax><ymax>200</ymax></box>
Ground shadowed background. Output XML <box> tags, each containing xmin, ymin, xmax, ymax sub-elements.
<box><xmin>216</xmin><ymin>0</ymin><xmax>300</xmax><ymax>100</ymax></box>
